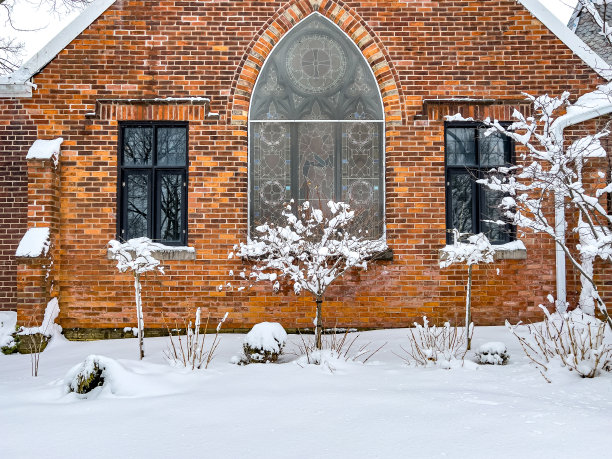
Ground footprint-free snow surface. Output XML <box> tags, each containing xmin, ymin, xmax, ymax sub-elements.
<box><xmin>1</xmin><ymin>327</ymin><xmax>610</xmax><ymax>458</ymax></box>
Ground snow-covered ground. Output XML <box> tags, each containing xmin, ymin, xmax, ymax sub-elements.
<box><xmin>1</xmin><ymin>326</ymin><xmax>610</xmax><ymax>459</ymax></box>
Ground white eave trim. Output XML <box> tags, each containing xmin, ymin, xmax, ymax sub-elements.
<box><xmin>519</xmin><ymin>0</ymin><xmax>612</xmax><ymax>81</ymax></box>
<box><xmin>0</xmin><ymin>0</ymin><xmax>116</xmax><ymax>98</ymax></box>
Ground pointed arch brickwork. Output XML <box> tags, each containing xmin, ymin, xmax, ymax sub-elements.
<box><xmin>230</xmin><ymin>0</ymin><xmax>404</xmax><ymax>127</ymax></box>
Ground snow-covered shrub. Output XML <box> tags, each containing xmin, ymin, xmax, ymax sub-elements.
<box><xmin>108</xmin><ymin>237</ymin><xmax>165</xmax><ymax>359</ymax></box>
<box><xmin>296</xmin><ymin>328</ymin><xmax>385</xmax><ymax>369</ymax></box>
<box><xmin>0</xmin><ymin>311</ymin><xmax>18</xmax><ymax>354</ymax></box>
<box><xmin>164</xmin><ymin>309</ymin><xmax>228</xmax><ymax>370</ymax></box>
<box><xmin>398</xmin><ymin>317</ymin><xmax>469</xmax><ymax>367</ymax></box>
<box><xmin>475</xmin><ymin>342</ymin><xmax>510</xmax><ymax>365</ymax></box>
<box><xmin>65</xmin><ymin>355</ymin><xmax>106</xmax><ymax>395</ymax></box>
<box><xmin>508</xmin><ymin>307</ymin><xmax>612</xmax><ymax>379</ymax></box>
<box><xmin>18</xmin><ymin>298</ymin><xmax>62</xmax><ymax>375</ymax></box>
<box><xmin>225</xmin><ymin>200</ymin><xmax>386</xmax><ymax>350</ymax></box>
<box><xmin>242</xmin><ymin>322</ymin><xmax>287</xmax><ymax>364</ymax></box>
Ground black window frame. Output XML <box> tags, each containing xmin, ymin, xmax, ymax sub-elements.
<box><xmin>117</xmin><ymin>121</ymin><xmax>189</xmax><ymax>246</ymax></box>
<box><xmin>444</xmin><ymin>121</ymin><xmax>515</xmax><ymax>245</ymax></box>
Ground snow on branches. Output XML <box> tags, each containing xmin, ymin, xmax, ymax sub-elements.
<box><xmin>226</xmin><ymin>200</ymin><xmax>387</xmax><ymax>349</ymax></box>
<box><xmin>108</xmin><ymin>238</ymin><xmax>165</xmax><ymax>359</ymax></box>
<box><xmin>460</xmin><ymin>90</ymin><xmax>612</xmax><ymax>328</ymax></box>
<box><xmin>440</xmin><ymin>230</ymin><xmax>496</xmax><ymax>350</ymax></box>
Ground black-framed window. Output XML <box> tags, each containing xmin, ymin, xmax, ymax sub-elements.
<box><xmin>445</xmin><ymin>122</ymin><xmax>514</xmax><ymax>244</ymax></box>
<box><xmin>118</xmin><ymin>122</ymin><xmax>188</xmax><ymax>246</ymax></box>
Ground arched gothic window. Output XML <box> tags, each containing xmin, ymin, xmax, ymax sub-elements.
<box><xmin>249</xmin><ymin>14</ymin><xmax>384</xmax><ymax>238</ymax></box>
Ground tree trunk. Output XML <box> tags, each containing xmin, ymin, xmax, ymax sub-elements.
<box><xmin>134</xmin><ymin>274</ymin><xmax>145</xmax><ymax>360</ymax></box>
<box><xmin>315</xmin><ymin>298</ymin><xmax>323</xmax><ymax>350</ymax></box>
<box><xmin>466</xmin><ymin>264</ymin><xmax>472</xmax><ymax>351</ymax></box>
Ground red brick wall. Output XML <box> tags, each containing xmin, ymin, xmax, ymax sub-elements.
<box><xmin>0</xmin><ymin>101</ymin><xmax>34</xmax><ymax>312</ymax></box>
<box><xmin>1</xmin><ymin>0</ymin><xmax>610</xmax><ymax>330</ymax></box>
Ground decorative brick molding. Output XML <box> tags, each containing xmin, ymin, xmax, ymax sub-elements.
<box><xmin>230</xmin><ymin>0</ymin><xmax>404</xmax><ymax>127</ymax></box>
<box><xmin>85</xmin><ymin>97</ymin><xmax>213</xmax><ymax>121</ymax></box>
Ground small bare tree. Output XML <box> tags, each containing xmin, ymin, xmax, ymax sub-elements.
<box><xmin>440</xmin><ymin>230</ymin><xmax>496</xmax><ymax>350</ymax></box>
<box><xmin>108</xmin><ymin>237</ymin><xmax>165</xmax><ymax>359</ymax></box>
<box><xmin>226</xmin><ymin>200</ymin><xmax>386</xmax><ymax>350</ymax></box>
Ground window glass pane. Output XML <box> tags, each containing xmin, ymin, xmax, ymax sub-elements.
<box><xmin>342</xmin><ymin>122</ymin><xmax>382</xmax><ymax>238</ymax></box>
<box><xmin>481</xmin><ymin>187</ymin><xmax>508</xmax><ymax>243</ymax></box>
<box><xmin>126</xmin><ymin>173</ymin><xmax>149</xmax><ymax>240</ymax></box>
<box><xmin>450</xmin><ymin>173</ymin><xmax>473</xmax><ymax>234</ymax></box>
<box><xmin>446</xmin><ymin>128</ymin><xmax>476</xmax><ymax>166</ymax></box>
<box><xmin>299</xmin><ymin>122</ymin><xmax>335</xmax><ymax>206</ymax></box>
<box><xmin>251</xmin><ymin>122</ymin><xmax>291</xmax><ymax>231</ymax></box>
<box><xmin>479</xmin><ymin>129</ymin><xmax>508</xmax><ymax>167</ymax></box>
<box><xmin>157</xmin><ymin>127</ymin><xmax>187</xmax><ymax>166</ymax></box>
<box><xmin>160</xmin><ymin>173</ymin><xmax>183</xmax><ymax>243</ymax></box>
<box><xmin>123</xmin><ymin>127</ymin><xmax>153</xmax><ymax>165</ymax></box>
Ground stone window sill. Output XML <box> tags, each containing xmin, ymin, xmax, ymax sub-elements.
<box><xmin>439</xmin><ymin>240</ymin><xmax>527</xmax><ymax>262</ymax></box>
<box><xmin>106</xmin><ymin>245</ymin><xmax>196</xmax><ymax>261</ymax></box>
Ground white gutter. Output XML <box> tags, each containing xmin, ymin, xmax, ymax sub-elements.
<box><xmin>0</xmin><ymin>0</ymin><xmax>116</xmax><ymax>98</ymax></box>
<box><xmin>551</xmin><ymin>82</ymin><xmax>612</xmax><ymax>309</ymax></box>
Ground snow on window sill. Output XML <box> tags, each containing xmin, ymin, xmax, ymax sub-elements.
<box><xmin>438</xmin><ymin>240</ymin><xmax>527</xmax><ymax>262</ymax></box>
<box><xmin>106</xmin><ymin>244</ymin><xmax>196</xmax><ymax>261</ymax></box>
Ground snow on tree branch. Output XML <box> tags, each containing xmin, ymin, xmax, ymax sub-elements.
<box><xmin>440</xmin><ymin>230</ymin><xmax>496</xmax><ymax>269</ymax></box>
<box><xmin>464</xmin><ymin>90</ymin><xmax>612</xmax><ymax>329</ymax></box>
<box><xmin>225</xmin><ymin>200</ymin><xmax>387</xmax><ymax>349</ymax></box>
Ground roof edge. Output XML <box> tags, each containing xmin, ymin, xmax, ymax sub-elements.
<box><xmin>519</xmin><ymin>0</ymin><xmax>612</xmax><ymax>81</ymax></box>
<box><xmin>0</xmin><ymin>0</ymin><xmax>116</xmax><ymax>93</ymax></box>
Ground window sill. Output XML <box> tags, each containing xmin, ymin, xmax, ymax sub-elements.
<box><xmin>439</xmin><ymin>240</ymin><xmax>527</xmax><ymax>262</ymax></box>
<box><xmin>107</xmin><ymin>244</ymin><xmax>196</xmax><ymax>261</ymax></box>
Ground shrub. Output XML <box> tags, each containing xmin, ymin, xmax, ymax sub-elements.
<box><xmin>475</xmin><ymin>342</ymin><xmax>509</xmax><ymax>365</ymax></box>
<box><xmin>397</xmin><ymin>317</ymin><xmax>469</xmax><ymax>367</ymax></box>
<box><xmin>65</xmin><ymin>355</ymin><xmax>107</xmax><ymax>395</ymax></box>
<box><xmin>242</xmin><ymin>322</ymin><xmax>288</xmax><ymax>364</ymax></box>
<box><xmin>508</xmin><ymin>308</ymin><xmax>612</xmax><ymax>380</ymax></box>
<box><xmin>164</xmin><ymin>308</ymin><xmax>228</xmax><ymax>370</ymax></box>
<box><xmin>1</xmin><ymin>326</ymin><xmax>20</xmax><ymax>355</ymax></box>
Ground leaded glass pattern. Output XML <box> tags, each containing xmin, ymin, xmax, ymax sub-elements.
<box><xmin>250</xmin><ymin>14</ymin><xmax>384</xmax><ymax>237</ymax></box>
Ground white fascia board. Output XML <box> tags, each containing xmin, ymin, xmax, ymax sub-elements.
<box><xmin>0</xmin><ymin>0</ymin><xmax>116</xmax><ymax>96</ymax></box>
<box><xmin>0</xmin><ymin>84</ymin><xmax>33</xmax><ymax>98</ymax></box>
<box><xmin>519</xmin><ymin>0</ymin><xmax>612</xmax><ymax>81</ymax></box>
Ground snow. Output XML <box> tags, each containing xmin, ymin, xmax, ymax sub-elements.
<box><xmin>19</xmin><ymin>298</ymin><xmax>62</xmax><ymax>338</ymax></box>
<box><xmin>0</xmin><ymin>326</ymin><xmax>610</xmax><ymax>458</ymax></box>
<box><xmin>26</xmin><ymin>138</ymin><xmax>63</xmax><ymax>166</ymax></box>
<box><xmin>15</xmin><ymin>227</ymin><xmax>50</xmax><ymax>258</ymax></box>
<box><xmin>0</xmin><ymin>311</ymin><xmax>17</xmax><ymax>349</ymax></box>
<box><xmin>245</xmin><ymin>322</ymin><xmax>288</xmax><ymax>353</ymax></box>
<box><xmin>440</xmin><ymin>232</ymin><xmax>496</xmax><ymax>268</ymax></box>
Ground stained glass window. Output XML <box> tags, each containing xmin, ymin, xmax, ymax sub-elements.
<box><xmin>119</xmin><ymin>123</ymin><xmax>188</xmax><ymax>245</ymax></box>
<box><xmin>250</xmin><ymin>14</ymin><xmax>384</xmax><ymax>238</ymax></box>
<box><xmin>445</xmin><ymin>123</ymin><xmax>514</xmax><ymax>244</ymax></box>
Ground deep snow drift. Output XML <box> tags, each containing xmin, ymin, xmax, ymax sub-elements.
<box><xmin>1</xmin><ymin>326</ymin><xmax>611</xmax><ymax>459</ymax></box>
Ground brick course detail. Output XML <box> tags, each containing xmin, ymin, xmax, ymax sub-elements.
<box><xmin>0</xmin><ymin>0</ymin><xmax>610</xmax><ymax>331</ymax></box>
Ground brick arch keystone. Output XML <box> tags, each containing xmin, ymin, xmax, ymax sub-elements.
<box><xmin>230</xmin><ymin>0</ymin><xmax>404</xmax><ymax>127</ymax></box>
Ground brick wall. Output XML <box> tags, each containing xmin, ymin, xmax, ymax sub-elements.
<box><xmin>0</xmin><ymin>101</ymin><xmax>34</xmax><ymax>311</ymax></box>
<box><xmin>1</xmin><ymin>0</ymin><xmax>610</xmax><ymax>331</ymax></box>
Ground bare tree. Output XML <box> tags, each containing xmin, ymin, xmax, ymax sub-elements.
<box><xmin>0</xmin><ymin>0</ymin><xmax>92</xmax><ymax>74</ymax></box>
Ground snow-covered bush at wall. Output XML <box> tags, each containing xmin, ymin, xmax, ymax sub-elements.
<box><xmin>508</xmin><ymin>306</ymin><xmax>612</xmax><ymax>379</ymax></box>
<box><xmin>397</xmin><ymin>317</ymin><xmax>469</xmax><ymax>368</ymax></box>
<box><xmin>0</xmin><ymin>311</ymin><xmax>18</xmax><ymax>354</ymax></box>
<box><xmin>475</xmin><ymin>342</ymin><xmax>510</xmax><ymax>365</ymax></box>
<box><xmin>242</xmin><ymin>322</ymin><xmax>287</xmax><ymax>364</ymax></box>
